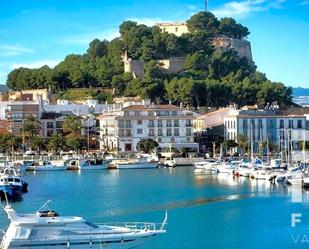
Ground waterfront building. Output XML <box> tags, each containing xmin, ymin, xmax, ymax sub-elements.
<box><xmin>100</xmin><ymin>102</ymin><xmax>200</xmax><ymax>153</ymax></box>
<box><xmin>5</xmin><ymin>94</ymin><xmax>42</xmax><ymax>134</ymax></box>
<box><xmin>195</xmin><ymin>106</ymin><xmax>308</xmax><ymax>154</ymax></box>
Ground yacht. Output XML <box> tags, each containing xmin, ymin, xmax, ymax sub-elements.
<box><xmin>0</xmin><ymin>201</ymin><xmax>167</xmax><ymax>249</ymax></box>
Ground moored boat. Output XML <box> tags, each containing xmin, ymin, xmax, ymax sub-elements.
<box><xmin>0</xmin><ymin>201</ymin><xmax>167</xmax><ymax>249</ymax></box>
<box><xmin>111</xmin><ymin>158</ymin><xmax>158</xmax><ymax>169</ymax></box>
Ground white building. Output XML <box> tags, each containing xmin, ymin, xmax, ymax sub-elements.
<box><xmin>43</xmin><ymin>99</ymin><xmax>119</xmax><ymax>116</ymax></box>
<box><xmin>195</xmin><ymin>106</ymin><xmax>308</xmax><ymax>154</ymax></box>
<box><xmin>99</xmin><ymin>103</ymin><xmax>200</xmax><ymax>153</ymax></box>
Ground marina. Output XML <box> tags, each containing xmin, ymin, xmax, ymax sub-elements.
<box><xmin>1</xmin><ymin>165</ymin><xmax>309</xmax><ymax>248</ymax></box>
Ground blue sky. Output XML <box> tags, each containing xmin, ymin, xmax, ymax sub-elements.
<box><xmin>0</xmin><ymin>0</ymin><xmax>308</xmax><ymax>88</ymax></box>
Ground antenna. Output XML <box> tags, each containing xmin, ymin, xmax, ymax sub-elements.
<box><xmin>205</xmin><ymin>0</ymin><xmax>208</xmax><ymax>12</ymax></box>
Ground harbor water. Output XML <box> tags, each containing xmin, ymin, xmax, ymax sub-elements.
<box><xmin>1</xmin><ymin>167</ymin><xmax>309</xmax><ymax>249</ymax></box>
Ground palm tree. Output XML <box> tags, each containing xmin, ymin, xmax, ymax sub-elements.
<box><xmin>237</xmin><ymin>134</ymin><xmax>249</xmax><ymax>155</ymax></box>
<box><xmin>48</xmin><ymin>133</ymin><xmax>65</xmax><ymax>153</ymax></box>
<box><xmin>22</xmin><ymin>115</ymin><xmax>41</xmax><ymax>138</ymax></box>
<box><xmin>63</xmin><ymin>115</ymin><xmax>83</xmax><ymax>136</ymax></box>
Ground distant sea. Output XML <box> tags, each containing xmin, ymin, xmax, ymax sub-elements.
<box><xmin>293</xmin><ymin>87</ymin><xmax>309</xmax><ymax>107</ymax></box>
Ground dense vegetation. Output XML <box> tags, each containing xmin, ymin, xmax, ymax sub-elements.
<box><xmin>6</xmin><ymin>11</ymin><xmax>293</xmax><ymax>107</ymax></box>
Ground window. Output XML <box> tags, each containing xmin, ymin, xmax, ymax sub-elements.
<box><xmin>125</xmin><ymin>129</ymin><xmax>131</xmax><ymax>137</ymax></box>
<box><xmin>125</xmin><ymin>144</ymin><xmax>132</xmax><ymax>151</ymax></box>
<box><xmin>119</xmin><ymin>130</ymin><xmax>125</xmax><ymax>137</ymax></box>
<box><xmin>174</xmin><ymin>128</ymin><xmax>179</xmax><ymax>136</ymax></box>
<box><xmin>280</xmin><ymin>130</ymin><xmax>285</xmax><ymax>140</ymax></box>
<box><xmin>288</xmin><ymin>120</ymin><xmax>293</xmax><ymax>129</ymax></box>
<box><xmin>298</xmin><ymin>120</ymin><xmax>303</xmax><ymax>129</ymax></box>
<box><xmin>164</xmin><ymin>111</ymin><xmax>170</xmax><ymax>116</ymax></box>
<box><xmin>137</xmin><ymin>129</ymin><xmax>143</xmax><ymax>134</ymax></box>
<box><xmin>243</xmin><ymin>119</ymin><xmax>248</xmax><ymax>129</ymax></box>
<box><xmin>137</xmin><ymin>120</ymin><xmax>142</xmax><ymax>125</ymax></box>
<box><xmin>166</xmin><ymin>120</ymin><xmax>172</xmax><ymax>127</ymax></box>
<box><xmin>186</xmin><ymin>128</ymin><xmax>191</xmax><ymax>136</ymax></box>
<box><xmin>149</xmin><ymin>129</ymin><xmax>155</xmax><ymax>136</ymax></box>
<box><xmin>125</xmin><ymin>120</ymin><xmax>131</xmax><ymax>128</ymax></box>
<box><xmin>186</xmin><ymin>120</ymin><xmax>191</xmax><ymax>127</ymax></box>
<box><xmin>174</xmin><ymin>120</ymin><xmax>179</xmax><ymax>127</ymax></box>
<box><xmin>172</xmin><ymin>111</ymin><xmax>177</xmax><ymax>116</ymax></box>
<box><xmin>158</xmin><ymin>129</ymin><xmax>163</xmax><ymax>136</ymax></box>
<box><xmin>280</xmin><ymin>120</ymin><xmax>284</xmax><ymax>129</ymax></box>
<box><xmin>124</xmin><ymin>111</ymin><xmax>129</xmax><ymax>117</ymax></box>
<box><xmin>47</xmin><ymin>122</ymin><xmax>53</xmax><ymax>129</ymax></box>
<box><xmin>118</xmin><ymin>120</ymin><xmax>124</xmax><ymax>128</ymax></box>
<box><xmin>251</xmin><ymin>120</ymin><xmax>255</xmax><ymax>129</ymax></box>
<box><xmin>167</xmin><ymin>129</ymin><xmax>172</xmax><ymax>136</ymax></box>
<box><xmin>258</xmin><ymin>119</ymin><xmax>262</xmax><ymax>129</ymax></box>
<box><xmin>134</xmin><ymin>111</ymin><xmax>140</xmax><ymax>117</ymax></box>
<box><xmin>148</xmin><ymin>111</ymin><xmax>154</xmax><ymax>116</ymax></box>
<box><xmin>268</xmin><ymin>120</ymin><xmax>274</xmax><ymax>129</ymax></box>
<box><xmin>149</xmin><ymin>120</ymin><xmax>154</xmax><ymax>127</ymax></box>
<box><xmin>47</xmin><ymin>130</ymin><xmax>53</xmax><ymax>137</ymax></box>
<box><xmin>175</xmin><ymin>27</ymin><xmax>178</xmax><ymax>32</ymax></box>
<box><xmin>158</xmin><ymin>120</ymin><xmax>162</xmax><ymax>127</ymax></box>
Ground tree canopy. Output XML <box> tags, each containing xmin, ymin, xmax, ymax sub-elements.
<box><xmin>6</xmin><ymin>11</ymin><xmax>293</xmax><ymax>108</ymax></box>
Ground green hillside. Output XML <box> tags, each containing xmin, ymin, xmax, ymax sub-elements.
<box><xmin>6</xmin><ymin>11</ymin><xmax>293</xmax><ymax>107</ymax></box>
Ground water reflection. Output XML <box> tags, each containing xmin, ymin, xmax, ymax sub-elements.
<box><xmin>95</xmin><ymin>193</ymin><xmax>255</xmax><ymax>218</ymax></box>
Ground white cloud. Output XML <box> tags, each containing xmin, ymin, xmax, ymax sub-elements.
<box><xmin>212</xmin><ymin>0</ymin><xmax>286</xmax><ymax>19</ymax></box>
<box><xmin>58</xmin><ymin>29</ymin><xmax>120</xmax><ymax>45</ymax></box>
<box><xmin>10</xmin><ymin>59</ymin><xmax>60</xmax><ymax>69</ymax></box>
<box><xmin>0</xmin><ymin>44</ymin><xmax>34</xmax><ymax>57</ymax></box>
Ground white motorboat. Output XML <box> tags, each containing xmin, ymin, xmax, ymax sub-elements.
<box><xmin>77</xmin><ymin>159</ymin><xmax>108</xmax><ymax>170</ymax></box>
<box><xmin>303</xmin><ymin>176</ymin><xmax>309</xmax><ymax>188</ymax></box>
<box><xmin>35</xmin><ymin>160</ymin><xmax>66</xmax><ymax>171</ymax></box>
<box><xmin>216</xmin><ymin>161</ymin><xmax>241</xmax><ymax>174</ymax></box>
<box><xmin>113</xmin><ymin>158</ymin><xmax>158</xmax><ymax>169</ymax></box>
<box><xmin>0</xmin><ymin>201</ymin><xmax>167</xmax><ymax>249</ymax></box>
<box><xmin>165</xmin><ymin>158</ymin><xmax>204</xmax><ymax>167</ymax></box>
<box><xmin>286</xmin><ymin>172</ymin><xmax>304</xmax><ymax>185</ymax></box>
<box><xmin>24</xmin><ymin>160</ymin><xmax>66</xmax><ymax>172</ymax></box>
<box><xmin>194</xmin><ymin>159</ymin><xmax>221</xmax><ymax>171</ymax></box>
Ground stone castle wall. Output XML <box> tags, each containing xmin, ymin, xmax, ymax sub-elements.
<box><xmin>212</xmin><ymin>37</ymin><xmax>253</xmax><ymax>61</ymax></box>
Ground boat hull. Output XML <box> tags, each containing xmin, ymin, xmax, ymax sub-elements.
<box><xmin>80</xmin><ymin>164</ymin><xmax>108</xmax><ymax>170</ymax></box>
<box><xmin>35</xmin><ymin>166</ymin><xmax>67</xmax><ymax>171</ymax></box>
<box><xmin>0</xmin><ymin>185</ymin><xmax>22</xmax><ymax>199</ymax></box>
<box><xmin>116</xmin><ymin>162</ymin><xmax>158</xmax><ymax>169</ymax></box>
<box><xmin>2</xmin><ymin>236</ymin><xmax>152</xmax><ymax>249</ymax></box>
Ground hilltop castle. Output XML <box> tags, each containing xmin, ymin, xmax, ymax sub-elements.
<box><xmin>123</xmin><ymin>22</ymin><xmax>253</xmax><ymax>78</ymax></box>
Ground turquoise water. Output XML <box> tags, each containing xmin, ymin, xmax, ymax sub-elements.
<box><xmin>1</xmin><ymin>168</ymin><xmax>309</xmax><ymax>249</ymax></box>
